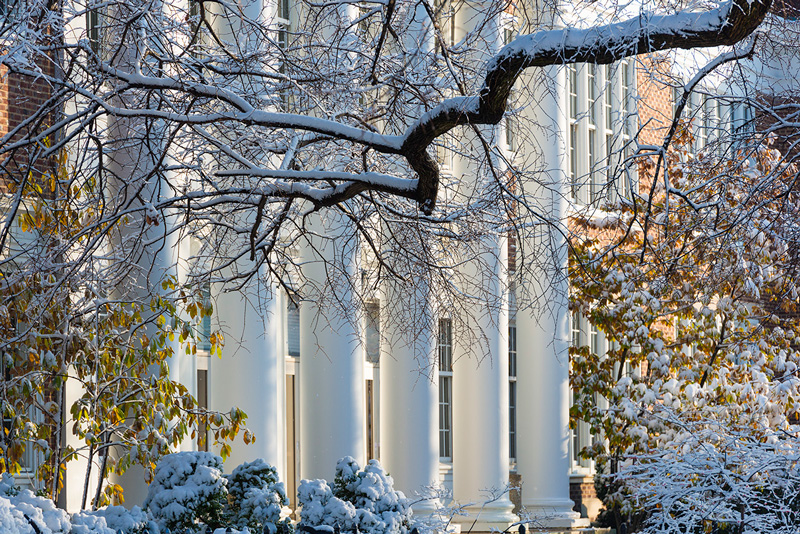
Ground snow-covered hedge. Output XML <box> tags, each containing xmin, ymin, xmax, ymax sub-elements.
<box><xmin>0</xmin><ymin>453</ymin><xmax>294</xmax><ymax>534</ymax></box>
<box><xmin>71</xmin><ymin>506</ymin><xmax>157</xmax><ymax>534</ymax></box>
<box><xmin>0</xmin><ymin>474</ymin><xmax>71</xmax><ymax>534</ymax></box>
<box><xmin>298</xmin><ymin>457</ymin><xmax>412</xmax><ymax>534</ymax></box>
<box><xmin>225</xmin><ymin>458</ymin><xmax>293</xmax><ymax>534</ymax></box>
<box><xmin>143</xmin><ymin>451</ymin><xmax>228</xmax><ymax>532</ymax></box>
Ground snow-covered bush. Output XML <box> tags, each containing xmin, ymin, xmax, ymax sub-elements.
<box><xmin>0</xmin><ymin>476</ymin><xmax>71</xmax><ymax>534</ymax></box>
<box><xmin>143</xmin><ymin>451</ymin><xmax>227</xmax><ymax>533</ymax></box>
<box><xmin>142</xmin><ymin>452</ymin><xmax>294</xmax><ymax>534</ymax></box>
<box><xmin>607</xmin><ymin>408</ymin><xmax>800</xmax><ymax>534</ymax></box>
<box><xmin>225</xmin><ymin>458</ymin><xmax>293</xmax><ymax>534</ymax></box>
<box><xmin>0</xmin><ymin>494</ymin><xmax>37</xmax><ymax>534</ymax></box>
<box><xmin>298</xmin><ymin>457</ymin><xmax>412</xmax><ymax>534</ymax></box>
<box><xmin>72</xmin><ymin>506</ymin><xmax>157</xmax><ymax>534</ymax></box>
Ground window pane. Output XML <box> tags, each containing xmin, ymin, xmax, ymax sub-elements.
<box><xmin>439</xmin><ymin>376</ymin><xmax>452</xmax><ymax>458</ymax></box>
<box><xmin>199</xmin><ymin>283</ymin><xmax>211</xmax><ymax>352</ymax></box>
<box><xmin>509</xmin><ymin>381</ymin><xmax>516</xmax><ymax>460</ymax></box>
<box><xmin>588</xmin><ymin>64</ymin><xmax>597</xmax><ymax>126</ymax></box>
<box><xmin>508</xmin><ymin>326</ymin><xmax>516</xmax><ymax>377</ymax></box>
<box><xmin>287</xmin><ymin>296</ymin><xmax>300</xmax><ymax>357</ymax></box>
<box><xmin>438</xmin><ymin>318</ymin><xmax>452</xmax><ymax>371</ymax></box>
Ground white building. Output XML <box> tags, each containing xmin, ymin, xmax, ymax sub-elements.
<box><xmin>5</xmin><ymin>0</ymin><xmax>772</xmax><ymax>530</ymax></box>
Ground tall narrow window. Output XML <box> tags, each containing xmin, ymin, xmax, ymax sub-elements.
<box><xmin>588</xmin><ymin>64</ymin><xmax>599</xmax><ymax>202</ymax></box>
<box><xmin>508</xmin><ymin>325</ymin><xmax>517</xmax><ymax>461</ymax></box>
<box><xmin>604</xmin><ymin>64</ymin><xmax>613</xmax><ymax>127</ymax></box>
<box><xmin>567</xmin><ymin>64</ymin><xmax>579</xmax><ymax>201</ymax></box>
<box><xmin>505</xmin><ymin>116</ymin><xmax>515</xmax><ymax>152</ymax></box>
<box><xmin>199</xmin><ymin>283</ymin><xmax>212</xmax><ymax>352</ymax></box>
<box><xmin>672</xmin><ymin>85</ymin><xmax>685</xmax><ymax>128</ymax></box>
<box><xmin>434</xmin><ymin>0</ymin><xmax>454</xmax><ymax>53</ymax></box>
<box><xmin>588</xmin><ymin>64</ymin><xmax>597</xmax><ymax>126</ymax></box>
<box><xmin>278</xmin><ymin>0</ymin><xmax>290</xmax><ymax>20</ymax></box>
<box><xmin>276</xmin><ymin>0</ymin><xmax>291</xmax><ymax>108</ymax></box>
<box><xmin>287</xmin><ymin>295</ymin><xmax>300</xmax><ymax>357</ymax></box>
<box><xmin>366</xmin><ymin>379</ymin><xmax>375</xmax><ymax>460</ymax></box>
<box><xmin>621</xmin><ymin>60</ymin><xmax>633</xmax><ymax>138</ymax></box>
<box><xmin>589</xmin><ymin>131</ymin><xmax>599</xmax><ymax>201</ymax></box>
<box><xmin>570</xmin><ymin>124</ymin><xmax>578</xmax><ymax>200</ymax></box>
<box><xmin>87</xmin><ymin>7</ymin><xmax>101</xmax><ymax>54</ymax></box>
<box><xmin>621</xmin><ymin>61</ymin><xmax>637</xmax><ymax>197</ymax></box>
<box><xmin>365</xmin><ymin>302</ymin><xmax>380</xmax><ymax>363</ymax></box>
<box><xmin>605</xmin><ymin>132</ymin><xmax>614</xmax><ymax>199</ymax></box>
<box><xmin>568</xmin><ymin>64</ymin><xmax>578</xmax><ymax>121</ymax></box>
<box><xmin>571</xmin><ymin>390</ymin><xmax>581</xmax><ymax>464</ymax></box>
<box><xmin>570</xmin><ymin>312</ymin><xmax>595</xmax><ymax>471</ymax></box>
<box><xmin>590</xmin><ymin>322</ymin><xmax>601</xmax><ymax>356</ymax></box>
<box><xmin>438</xmin><ymin>318</ymin><xmax>453</xmax><ymax>459</ymax></box>
<box><xmin>603</xmin><ymin>64</ymin><xmax>614</xmax><ymax>203</ymax></box>
<box><xmin>197</xmin><ymin>369</ymin><xmax>208</xmax><ymax>451</ymax></box>
<box><xmin>571</xmin><ymin>311</ymin><xmax>581</xmax><ymax>348</ymax></box>
<box><xmin>503</xmin><ymin>26</ymin><xmax>514</xmax><ymax>47</ymax></box>
<box><xmin>285</xmin><ymin>375</ymin><xmax>297</xmax><ymax>508</ymax></box>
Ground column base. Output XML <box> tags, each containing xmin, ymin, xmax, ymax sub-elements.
<box><xmin>452</xmin><ymin>499</ymin><xmax>517</xmax><ymax>533</ymax></box>
<box><xmin>520</xmin><ymin>498</ymin><xmax>589</xmax><ymax>529</ymax></box>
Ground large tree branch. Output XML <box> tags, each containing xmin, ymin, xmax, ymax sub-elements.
<box><xmin>402</xmin><ymin>0</ymin><xmax>772</xmax><ymax>214</ymax></box>
<box><xmin>7</xmin><ymin>0</ymin><xmax>769</xmax><ymax>217</ymax></box>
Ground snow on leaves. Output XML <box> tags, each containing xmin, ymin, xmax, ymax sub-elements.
<box><xmin>298</xmin><ymin>457</ymin><xmax>412</xmax><ymax>534</ymax></box>
<box><xmin>570</xmin><ymin>133</ymin><xmax>800</xmax><ymax>528</ymax></box>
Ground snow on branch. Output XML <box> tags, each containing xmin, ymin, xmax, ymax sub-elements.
<box><xmin>2</xmin><ymin>0</ymin><xmax>771</xmax><ymax>218</ymax></box>
<box><xmin>214</xmin><ymin>169</ymin><xmax>419</xmax><ymax>206</ymax></box>
<box><xmin>401</xmin><ymin>0</ymin><xmax>772</xmax><ymax>213</ymax></box>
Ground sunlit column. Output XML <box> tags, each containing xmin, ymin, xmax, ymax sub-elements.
<box><xmin>515</xmin><ymin>64</ymin><xmax>586</xmax><ymax>528</ymax></box>
<box><xmin>299</xmin><ymin>211</ymin><xmax>365</xmax><ymax>481</ymax></box>
<box><xmin>451</xmin><ymin>232</ymin><xmax>516</xmax><ymax>531</ymax></box>
<box><xmin>209</xmin><ymin>280</ymin><xmax>285</xmax><ymax>474</ymax></box>
<box><xmin>379</xmin><ymin>231</ymin><xmax>441</xmax><ymax>516</ymax></box>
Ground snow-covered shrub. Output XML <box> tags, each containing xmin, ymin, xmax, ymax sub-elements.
<box><xmin>607</xmin><ymin>408</ymin><xmax>800</xmax><ymax>534</ymax></box>
<box><xmin>9</xmin><ymin>488</ymin><xmax>71</xmax><ymax>534</ymax></box>
<box><xmin>70</xmin><ymin>512</ymin><xmax>116</xmax><ymax>534</ymax></box>
<box><xmin>0</xmin><ymin>494</ymin><xmax>37</xmax><ymax>534</ymax></box>
<box><xmin>298</xmin><ymin>457</ymin><xmax>411</xmax><ymax>534</ymax></box>
<box><xmin>0</xmin><ymin>473</ymin><xmax>19</xmax><ymax>496</ymax></box>
<box><xmin>225</xmin><ymin>458</ymin><xmax>293</xmax><ymax>534</ymax></box>
<box><xmin>144</xmin><ymin>451</ymin><xmax>227</xmax><ymax>533</ymax></box>
<box><xmin>0</xmin><ymin>474</ymin><xmax>71</xmax><ymax>534</ymax></box>
<box><xmin>298</xmin><ymin>478</ymin><xmax>356</xmax><ymax>530</ymax></box>
<box><xmin>0</xmin><ymin>477</ymin><xmax>71</xmax><ymax>534</ymax></box>
<box><xmin>72</xmin><ymin>505</ymin><xmax>157</xmax><ymax>534</ymax></box>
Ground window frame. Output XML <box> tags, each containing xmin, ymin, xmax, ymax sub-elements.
<box><xmin>438</xmin><ymin>318</ymin><xmax>453</xmax><ymax>461</ymax></box>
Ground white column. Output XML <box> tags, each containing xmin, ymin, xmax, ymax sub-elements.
<box><xmin>209</xmin><ymin>281</ymin><xmax>285</xmax><ymax>474</ymax></box>
<box><xmin>160</xmin><ymin>168</ymin><xmax>197</xmax><ymax>448</ymax></box>
<box><xmin>299</xmin><ymin>211</ymin><xmax>365</xmax><ymax>481</ymax></box>
<box><xmin>515</xmin><ymin>64</ymin><xmax>586</xmax><ymax>528</ymax></box>
<box><xmin>379</xmin><ymin>256</ymin><xmax>440</xmax><ymax>515</ymax></box>
<box><xmin>452</xmin><ymin>232</ymin><xmax>516</xmax><ymax>531</ymax></box>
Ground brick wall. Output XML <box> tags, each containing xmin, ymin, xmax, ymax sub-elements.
<box><xmin>0</xmin><ymin>39</ymin><xmax>59</xmax><ymax>191</ymax></box>
<box><xmin>636</xmin><ymin>54</ymin><xmax>678</xmax><ymax>194</ymax></box>
<box><xmin>570</xmin><ymin>477</ymin><xmax>603</xmax><ymax>521</ymax></box>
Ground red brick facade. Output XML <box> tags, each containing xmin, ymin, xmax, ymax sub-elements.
<box><xmin>0</xmin><ymin>43</ymin><xmax>59</xmax><ymax>190</ymax></box>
